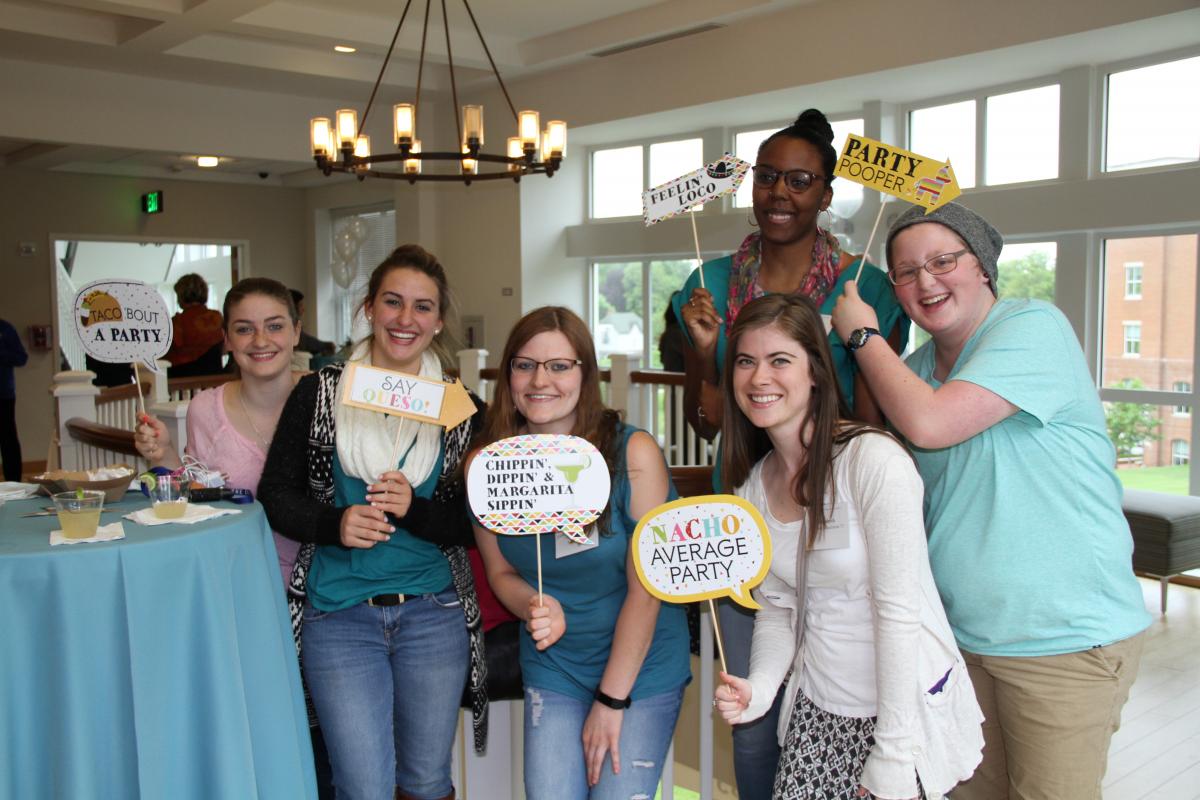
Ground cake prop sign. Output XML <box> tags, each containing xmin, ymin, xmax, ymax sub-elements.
<box><xmin>468</xmin><ymin>434</ymin><xmax>612</xmax><ymax>604</ymax></box>
<box><xmin>632</xmin><ymin>494</ymin><xmax>771</xmax><ymax>673</ymax></box>
<box><xmin>340</xmin><ymin>362</ymin><xmax>476</xmax><ymax>430</ymax></box>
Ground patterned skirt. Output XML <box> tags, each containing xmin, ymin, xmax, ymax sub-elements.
<box><xmin>773</xmin><ymin>690</ymin><xmax>925</xmax><ymax>800</ymax></box>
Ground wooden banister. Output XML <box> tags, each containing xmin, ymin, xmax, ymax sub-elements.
<box><xmin>65</xmin><ymin>418</ymin><xmax>138</xmax><ymax>457</ymax></box>
<box><xmin>669</xmin><ymin>465</ymin><xmax>714</xmax><ymax>498</ymax></box>
<box><xmin>631</xmin><ymin>369</ymin><xmax>685</xmax><ymax>386</ymax></box>
<box><xmin>97</xmin><ymin>383</ymin><xmax>150</xmax><ymax>406</ymax></box>
<box><xmin>167</xmin><ymin>373</ymin><xmax>235</xmax><ymax>393</ymax></box>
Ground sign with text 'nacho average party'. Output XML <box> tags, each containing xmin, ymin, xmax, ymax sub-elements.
<box><xmin>834</xmin><ymin>133</ymin><xmax>961</xmax><ymax>213</ymax></box>
<box><xmin>642</xmin><ymin>154</ymin><xmax>751</xmax><ymax>225</ymax></box>
<box><xmin>632</xmin><ymin>495</ymin><xmax>771</xmax><ymax>610</ymax></box>
<box><xmin>340</xmin><ymin>362</ymin><xmax>476</xmax><ymax>429</ymax></box>
<box><xmin>73</xmin><ymin>280</ymin><xmax>172</xmax><ymax>372</ymax></box>
<box><xmin>467</xmin><ymin>434</ymin><xmax>611</xmax><ymax>544</ymax></box>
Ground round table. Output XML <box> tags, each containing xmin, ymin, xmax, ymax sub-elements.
<box><xmin>0</xmin><ymin>493</ymin><xmax>317</xmax><ymax>799</ymax></box>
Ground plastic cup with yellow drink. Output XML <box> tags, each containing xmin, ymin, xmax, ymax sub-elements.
<box><xmin>52</xmin><ymin>489</ymin><xmax>105</xmax><ymax>539</ymax></box>
<box><xmin>152</xmin><ymin>475</ymin><xmax>190</xmax><ymax>519</ymax></box>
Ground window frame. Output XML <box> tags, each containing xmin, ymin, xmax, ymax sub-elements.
<box><xmin>1122</xmin><ymin>321</ymin><xmax>1142</xmax><ymax>357</ymax></box>
<box><xmin>1124</xmin><ymin>262</ymin><xmax>1144</xmax><ymax>299</ymax></box>
<box><xmin>1173</xmin><ymin>438</ymin><xmax>1190</xmax><ymax>466</ymax></box>
<box><xmin>1174</xmin><ymin>382</ymin><xmax>1192</xmax><ymax>417</ymax></box>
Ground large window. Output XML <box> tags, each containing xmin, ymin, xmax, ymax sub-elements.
<box><xmin>733</xmin><ymin>118</ymin><xmax>865</xmax><ymax>216</ymax></box>
<box><xmin>1105</xmin><ymin>55</ymin><xmax>1200</xmax><ymax>172</ymax></box>
<box><xmin>909</xmin><ymin>100</ymin><xmax>976</xmax><ymax>188</ymax></box>
<box><xmin>591</xmin><ymin>145</ymin><xmax>644</xmax><ymax>218</ymax></box>
<box><xmin>985</xmin><ymin>85</ymin><xmax>1059</xmax><ymax>184</ymax></box>
<box><xmin>997</xmin><ymin>242</ymin><xmax>1056</xmax><ymax>301</ymax></box>
<box><xmin>592</xmin><ymin>259</ymin><xmax>699</xmax><ymax>368</ymax></box>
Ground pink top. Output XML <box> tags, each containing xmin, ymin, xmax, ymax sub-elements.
<box><xmin>186</xmin><ymin>384</ymin><xmax>300</xmax><ymax>587</ymax></box>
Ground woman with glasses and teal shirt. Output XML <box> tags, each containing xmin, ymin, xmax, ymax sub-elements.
<box><xmin>472</xmin><ymin>307</ymin><xmax>690</xmax><ymax>800</ymax></box>
<box><xmin>672</xmin><ymin>108</ymin><xmax>908</xmax><ymax>800</ymax></box>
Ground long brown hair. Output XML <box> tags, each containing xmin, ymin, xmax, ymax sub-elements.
<box><xmin>477</xmin><ymin>306</ymin><xmax>622</xmax><ymax>533</ymax></box>
<box><xmin>721</xmin><ymin>294</ymin><xmax>872</xmax><ymax>547</ymax></box>
<box><xmin>361</xmin><ymin>244</ymin><xmax>459</xmax><ymax>370</ymax></box>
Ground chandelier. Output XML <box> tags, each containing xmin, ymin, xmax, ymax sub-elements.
<box><xmin>308</xmin><ymin>0</ymin><xmax>566</xmax><ymax>184</ymax></box>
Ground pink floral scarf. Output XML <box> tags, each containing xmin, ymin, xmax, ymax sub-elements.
<box><xmin>725</xmin><ymin>228</ymin><xmax>842</xmax><ymax>328</ymax></box>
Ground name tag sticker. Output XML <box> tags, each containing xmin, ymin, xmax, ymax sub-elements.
<box><xmin>811</xmin><ymin>503</ymin><xmax>850</xmax><ymax>550</ymax></box>
<box><xmin>555</xmin><ymin>531</ymin><xmax>598</xmax><ymax>559</ymax></box>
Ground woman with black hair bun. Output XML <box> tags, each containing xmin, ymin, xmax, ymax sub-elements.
<box><xmin>671</xmin><ymin>108</ymin><xmax>910</xmax><ymax>800</ymax></box>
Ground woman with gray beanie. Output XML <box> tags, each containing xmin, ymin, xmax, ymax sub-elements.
<box><xmin>831</xmin><ymin>201</ymin><xmax>1150</xmax><ymax>800</ymax></box>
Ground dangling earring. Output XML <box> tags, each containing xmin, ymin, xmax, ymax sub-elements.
<box><xmin>818</xmin><ymin>207</ymin><xmax>833</xmax><ymax>233</ymax></box>
<box><xmin>748</xmin><ymin>212</ymin><xmax>758</xmax><ymax>228</ymax></box>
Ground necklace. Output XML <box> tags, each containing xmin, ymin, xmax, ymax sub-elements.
<box><xmin>236</xmin><ymin>384</ymin><xmax>274</xmax><ymax>450</ymax></box>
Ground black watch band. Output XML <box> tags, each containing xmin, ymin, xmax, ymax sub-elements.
<box><xmin>847</xmin><ymin>327</ymin><xmax>882</xmax><ymax>352</ymax></box>
<box><xmin>593</xmin><ymin>688</ymin><xmax>632</xmax><ymax>709</ymax></box>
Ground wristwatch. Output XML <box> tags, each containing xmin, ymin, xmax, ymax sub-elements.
<box><xmin>593</xmin><ymin>687</ymin><xmax>632</xmax><ymax>709</ymax></box>
<box><xmin>847</xmin><ymin>327</ymin><xmax>881</xmax><ymax>352</ymax></box>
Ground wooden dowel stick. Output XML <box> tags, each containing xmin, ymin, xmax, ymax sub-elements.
<box><xmin>131</xmin><ymin>362</ymin><xmax>147</xmax><ymax>419</ymax></box>
<box><xmin>708</xmin><ymin>597</ymin><xmax>728</xmax><ymax>675</ymax></box>
<box><xmin>853</xmin><ymin>202</ymin><xmax>888</xmax><ymax>283</ymax></box>
<box><xmin>689</xmin><ymin>208</ymin><xmax>706</xmax><ymax>290</ymax></box>
<box><xmin>536</xmin><ymin>532</ymin><xmax>544</xmax><ymax>607</ymax></box>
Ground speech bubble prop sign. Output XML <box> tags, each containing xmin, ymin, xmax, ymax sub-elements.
<box><xmin>73</xmin><ymin>280</ymin><xmax>172</xmax><ymax>373</ymax></box>
<box><xmin>642</xmin><ymin>154</ymin><xmax>751</xmax><ymax>226</ymax></box>
<box><xmin>340</xmin><ymin>362</ymin><xmax>476</xmax><ymax>430</ymax></box>
<box><xmin>835</xmin><ymin>133</ymin><xmax>961</xmax><ymax>214</ymax></box>
<box><xmin>468</xmin><ymin>434</ymin><xmax>611</xmax><ymax>544</ymax></box>
<box><xmin>633</xmin><ymin>494</ymin><xmax>771</xmax><ymax>610</ymax></box>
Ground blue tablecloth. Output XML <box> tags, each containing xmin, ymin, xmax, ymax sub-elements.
<box><xmin>0</xmin><ymin>493</ymin><xmax>317</xmax><ymax>800</ymax></box>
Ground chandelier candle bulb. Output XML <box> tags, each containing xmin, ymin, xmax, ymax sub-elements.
<box><xmin>311</xmin><ymin>117</ymin><xmax>332</xmax><ymax>156</ymax></box>
<box><xmin>463</xmin><ymin>105</ymin><xmax>484</xmax><ymax>146</ymax></box>
<box><xmin>405</xmin><ymin>139</ymin><xmax>422</xmax><ymax>174</ymax></box>
<box><xmin>518</xmin><ymin>110</ymin><xmax>540</xmax><ymax>148</ymax></box>
<box><xmin>546</xmin><ymin>120</ymin><xmax>567</xmax><ymax>158</ymax></box>
<box><xmin>540</xmin><ymin>130</ymin><xmax>551</xmax><ymax>162</ymax></box>
<box><xmin>461</xmin><ymin>144</ymin><xmax>478</xmax><ymax>175</ymax></box>
<box><xmin>394</xmin><ymin>103</ymin><xmax>415</xmax><ymax>144</ymax></box>
<box><xmin>507</xmin><ymin>137</ymin><xmax>522</xmax><ymax>172</ymax></box>
<box><xmin>354</xmin><ymin>135</ymin><xmax>371</xmax><ymax>164</ymax></box>
<box><xmin>336</xmin><ymin>109</ymin><xmax>358</xmax><ymax>149</ymax></box>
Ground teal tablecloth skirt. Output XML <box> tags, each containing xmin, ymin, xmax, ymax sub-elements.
<box><xmin>0</xmin><ymin>494</ymin><xmax>317</xmax><ymax>799</ymax></box>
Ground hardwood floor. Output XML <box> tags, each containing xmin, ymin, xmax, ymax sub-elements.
<box><xmin>1103</xmin><ymin>578</ymin><xmax>1200</xmax><ymax>799</ymax></box>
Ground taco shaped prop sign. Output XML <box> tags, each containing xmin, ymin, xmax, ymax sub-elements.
<box><xmin>467</xmin><ymin>434</ymin><xmax>610</xmax><ymax>544</ymax></box>
<box><xmin>632</xmin><ymin>494</ymin><xmax>771</xmax><ymax>610</ymax></box>
<box><xmin>73</xmin><ymin>280</ymin><xmax>172</xmax><ymax>372</ymax></box>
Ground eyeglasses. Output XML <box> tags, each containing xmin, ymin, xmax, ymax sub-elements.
<box><xmin>887</xmin><ymin>250</ymin><xmax>970</xmax><ymax>286</ymax></box>
<box><xmin>510</xmin><ymin>357</ymin><xmax>582</xmax><ymax>375</ymax></box>
<box><xmin>751</xmin><ymin>165</ymin><xmax>826</xmax><ymax>193</ymax></box>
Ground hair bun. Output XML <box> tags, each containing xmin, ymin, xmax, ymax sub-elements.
<box><xmin>793</xmin><ymin>108</ymin><xmax>833</xmax><ymax>144</ymax></box>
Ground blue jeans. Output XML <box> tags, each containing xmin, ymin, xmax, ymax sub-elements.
<box><xmin>721</xmin><ymin>600</ymin><xmax>783</xmax><ymax>800</ymax></box>
<box><xmin>523</xmin><ymin>684</ymin><xmax>685</xmax><ymax>800</ymax></box>
<box><xmin>301</xmin><ymin>588</ymin><xmax>469</xmax><ymax>800</ymax></box>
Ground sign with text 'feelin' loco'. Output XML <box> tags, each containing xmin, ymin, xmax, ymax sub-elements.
<box><xmin>642</xmin><ymin>154</ymin><xmax>751</xmax><ymax>225</ymax></box>
<box><xmin>467</xmin><ymin>434</ymin><xmax>611</xmax><ymax>544</ymax></box>
<box><xmin>632</xmin><ymin>494</ymin><xmax>771</xmax><ymax>609</ymax></box>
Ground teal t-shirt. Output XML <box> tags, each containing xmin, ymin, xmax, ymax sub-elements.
<box><xmin>671</xmin><ymin>254</ymin><xmax>910</xmax><ymax>490</ymax></box>
<box><xmin>308</xmin><ymin>445</ymin><xmax>452</xmax><ymax>612</ymax></box>
<box><xmin>906</xmin><ymin>299</ymin><xmax>1151</xmax><ymax>656</ymax></box>
<box><xmin>496</xmin><ymin>425</ymin><xmax>691</xmax><ymax>702</ymax></box>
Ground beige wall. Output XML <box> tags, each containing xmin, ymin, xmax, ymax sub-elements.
<box><xmin>0</xmin><ymin>166</ymin><xmax>306</xmax><ymax>464</ymax></box>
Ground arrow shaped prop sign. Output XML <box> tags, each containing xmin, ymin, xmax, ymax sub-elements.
<box><xmin>340</xmin><ymin>362</ymin><xmax>476</xmax><ymax>430</ymax></box>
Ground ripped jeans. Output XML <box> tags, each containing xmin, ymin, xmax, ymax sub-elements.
<box><xmin>523</xmin><ymin>683</ymin><xmax>685</xmax><ymax>800</ymax></box>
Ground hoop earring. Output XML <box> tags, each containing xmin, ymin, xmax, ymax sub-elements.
<box><xmin>818</xmin><ymin>207</ymin><xmax>833</xmax><ymax>232</ymax></box>
<box><xmin>748</xmin><ymin>213</ymin><xmax>758</xmax><ymax>228</ymax></box>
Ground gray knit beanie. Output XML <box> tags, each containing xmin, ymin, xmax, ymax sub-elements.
<box><xmin>885</xmin><ymin>202</ymin><xmax>1004</xmax><ymax>296</ymax></box>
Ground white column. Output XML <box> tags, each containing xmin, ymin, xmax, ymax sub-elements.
<box><xmin>457</xmin><ymin>348</ymin><xmax>489</xmax><ymax>394</ymax></box>
<box><xmin>608</xmin><ymin>353</ymin><xmax>640</xmax><ymax>427</ymax></box>
<box><xmin>144</xmin><ymin>360</ymin><xmax>172</xmax><ymax>405</ymax></box>
<box><xmin>51</xmin><ymin>370</ymin><xmax>100</xmax><ymax>471</ymax></box>
<box><xmin>148</xmin><ymin>400</ymin><xmax>190</xmax><ymax>456</ymax></box>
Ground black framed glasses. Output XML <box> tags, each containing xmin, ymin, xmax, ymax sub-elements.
<box><xmin>887</xmin><ymin>249</ymin><xmax>970</xmax><ymax>286</ymax></box>
<box><xmin>510</xmin><ymin>357</ymin><xmax>582</xmax><ymax>375</ymax></box>
<box><xmin>751</xmin><ymin>165</ymin><xmax>826</xmax><ymax>193</ymax></box>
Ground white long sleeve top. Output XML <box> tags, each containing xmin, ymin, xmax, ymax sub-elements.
<box><xmin>736</xmin><ymin>432</ymin><xmax>984</xmax><ymax>800</ymax></box>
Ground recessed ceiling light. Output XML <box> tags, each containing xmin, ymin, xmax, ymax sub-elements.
<box><xmin>334</xmin><ymin>45</ymin><xmax>356</xmax><ymax>53</ymax></box>
<box><xmin>196</xmin><ymin>156</ymin><xmax>219</xmax><ymax>168</ymax></box>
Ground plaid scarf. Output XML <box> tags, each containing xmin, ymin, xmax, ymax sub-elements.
<box><xmin>725</xmin><ymin>228</ymin><xmax>842</xmax><ymax>327</ymax></box>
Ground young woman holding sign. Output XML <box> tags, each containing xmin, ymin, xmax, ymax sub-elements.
<box><xmin>712</xmin><ymin>294</ymin><xmax>983</xmax><ymax>800</ymax></box>
<box><xmin>831</xmin><ymin>202</ymin><xmax>1149</xmax><ymax>800</ymax></box>
<box><xmin>471</xmin><ymin>306</ymin><xmax>690</xmax><ymax>800</ymax></box>
<box><xmin>258</xmin><ymin>245</ymin><xmax>487</xmax><ymax>800</ymax></box>
<box><xmin>672</xmin><ymin>107</ymin><xmax>910</xmax><ymax>800</ymax></box>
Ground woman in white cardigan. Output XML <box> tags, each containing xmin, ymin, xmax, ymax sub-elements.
<box><xmin>713</xmin><ymin>294</ymin><xmax>983</xmax><ymax>800</ymax></box>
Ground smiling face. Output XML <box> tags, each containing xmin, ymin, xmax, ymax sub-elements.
<box><xmin>731</xmin><ymin>322</ymin><xmax>814</xmax><ymax>441</ymax></box>
<box><xmin>509</xmin><ymin>330</ymin><xmax>582</xmax><ymax>435</ymax></box>
<box><xmin>223</xmin><ymin>293</ymin><xmax>299</xmax><ymax>380</ymax></box>
<box><xmin>890</xmin><ymin>223</ymin><xmax>995</xmax><ymax>344</ymax></box>
<box><xmin>365</xmin><ymin>266</ymin><xmax>442</xmax><ymax>374</ymax></box>
<box><xmin>752</xmin><ymin>136</ymin><xmax>833</xmax><ymax>247</ymax></box>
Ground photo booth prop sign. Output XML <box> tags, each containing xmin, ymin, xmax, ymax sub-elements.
<box><xmin>642</xmin><ymin>154</ymin><xmax>751</xmax><ymax>226</ymax></box>
<box><xmin>633</xmin><ymin>494</ymin><xmax>772</xmax><ymax>609</ymax></box>
<box><xmin>834</xmin><ymin>133</ymin><xmax>961</xmax><ymax>213</ymax></box>
<box><xmin>340</xmin><ymin>362</ymin><xmax>477</xmax><ymax>430</ymax></box>
<box><xmin>467</xmin><ymin>434</ymin><xmax>611</xmax><ymax>545</ymax></box>
<box><xmin>73</xmin><ymin>280</ymin><xmax>172</xmax><ymax>373</ymax></box>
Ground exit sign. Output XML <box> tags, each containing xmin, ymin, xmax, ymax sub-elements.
<box><xmin>142</xmin><ymin>191</ymin><xmax>164</xmax><ymax>214</ymax></box>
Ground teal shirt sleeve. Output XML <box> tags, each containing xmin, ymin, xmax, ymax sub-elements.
<box><xmin>671</xmin><ymin>256</ymin><xmax>733</xmax><ymax>376</ymax></box>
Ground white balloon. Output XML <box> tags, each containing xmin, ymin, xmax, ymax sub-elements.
<box><xmin>334</xmin><ymin>227</ymin><xmax>360</xmax><ymax>262</ymax></box>
<box><xmin>348</xmin><ymin>217</ymin><xmax>370</xmax><ymax>243</ymax></box>
<box><xmin>331</xmin><ymin>257</ymin><xmax>356</xmax><ymax>289</ymax></box>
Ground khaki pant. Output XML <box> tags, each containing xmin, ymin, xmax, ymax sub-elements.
<box><xmin>953</xmin><ymin>632</ymin><xmax>1145</xmax><ymax>800</ymax></box>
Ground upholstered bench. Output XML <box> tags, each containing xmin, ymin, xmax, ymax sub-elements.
<box><xmin>1122</xmin><ymin>488</ymin><xmax>1200</xmax><ymax>613</ymax></box>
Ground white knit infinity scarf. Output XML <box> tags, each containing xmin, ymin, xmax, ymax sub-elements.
<box><xmin>335</xmin><ymin>340</ymin><xmax>443</xmax><ymax>487</ymax></box>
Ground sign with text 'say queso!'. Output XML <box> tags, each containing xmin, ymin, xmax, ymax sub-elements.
<box><xmin>340</xmin><ymin>362</ymin><xmax>477</xmax><ymax>429</ymax></box>
<box><xmin>834</xmin><ymin>133</ymin><xmax>961</xmax><ymax>213</ymax></box>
